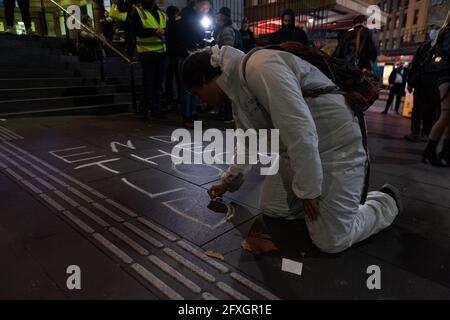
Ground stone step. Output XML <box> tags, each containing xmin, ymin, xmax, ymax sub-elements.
<box><xmin>0</xmin><ymin>76</ymin><xmax>140</xmax><ymax>89</ymax></box>
<box><xmin>0</xmin><ymin>84</ymin><xmax>134</xmax><ymax>101</ymax></box>
<box><xmin>0</xmin><ymin>55</ymin><xmax>79</xmax><ymax>68</ymax></box>
<box><xmin>0</xmin><ymin>69</ymin><xmax>77</xmax><ymax>79</ymax></box>
<box><xmin>0</xmin><ymin>93</ymin><xmax>132</xmax><ymax>113</ymax></box>
<box><xmin>0</xmin><ymin>103</ymin><xmax>131</xmax><ymax>118</ymax></box>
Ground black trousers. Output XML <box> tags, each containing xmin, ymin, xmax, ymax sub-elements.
<box><xmin>4</xmin><ymin>0</ymin><xmax>31</xmax><ymax>29</ymax></box>
<box><xmin>384</xmin><ymin>84</ymin><xmax>405</xmax><ymax>113</ymax></box>
<box><xmin>410</xmin><ymin>79</ymin><xmax>440</xmax><ymax>136</ymax></box>
<box><xmin>165</xmin><ymin>54</ymin><xmax>181</xmax><ymax>104</ymax></box>
<box><xmin>138</xmin><ymin>52</ymin><xmax>167</xmax><ymax>116</ymax></box>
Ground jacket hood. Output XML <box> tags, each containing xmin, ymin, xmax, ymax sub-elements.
<box><xmin>210</xmin><ymin>45</ymin><xmax>246</xmax><ymax>100</ymax></box>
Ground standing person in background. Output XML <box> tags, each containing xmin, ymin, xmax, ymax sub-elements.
<box><xmin>404</xmin><ymin>41</ymin><xmax>440</xmax><ymax>142</ymax></box>
<box><xmin>132</xmin><ymin>0</ymin><xmax>167</xmax><ymax>120</ymax></box>
<box><xmin>77</xmin><ymin>15</ymin><xmax>104</xmax><ymax>63</ymax></box>
<box><xmin>215</xmin><ymin>9</ymin><xmax>235</xmax><ymax>48</ymax></box>
<box><xmin>3</xmin><ymin>0</ymin><xmax>32</xmax><ymax>35</ymax></box>
<box><xmin>240</xmin><ymin>18</ymin><xmax>256</xmax><ymax>53</ymax></box>
<box><xmin>165</xmin><ymin>5</ymin><xmax>181</xmax><ymax>112</ymax></box>
<box><xmin>269</xmin><ymin>9</ymin><xmax>309</xmax><ymax>46</ymax></box>
<box><xmin>100</xmin><ymin>10</ymin><xmax>115</xmax><ymax>43</ymax></box>
<box><xmin>215</xmin><ymin>8</ymin><xmax>236</xmax><ymax>125</ymax></box>
<box><xmin>217</xmin><ymin>7</ymin><xmax>243</xmax><ymax>51</ymax></box>
<box><xmin>382</xmin><ymin>63</ymin><xmax>408</xmax><ymax>115</ymax></box>
<box><xmin>429</xmin><ymin>24</ymin><xmax>440</xmax><ymax>41</ymax></box>
<box><xmin>175</xmin><ymin>0</ymin><xmax>211</xmax><ymax>128</ymax></box>
<box><xmin>334</xmin><ymin>15</ymin><xmax>378</xmax><ymax>72</ymax></box>
<box><xmin>422</xmin><ymin>11</ymin><xmax>450</xmax><ymax>167</ymax></box>
<box><xmin>117</xmin><ymin>0</ymin><xmax>141</xmax><ymax>58</ymax></box>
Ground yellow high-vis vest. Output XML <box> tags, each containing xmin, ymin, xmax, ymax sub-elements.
<box><xmin>134</xmin><ymin>6</ymin><xmax>167</xmax><ymax>53</ymax></box>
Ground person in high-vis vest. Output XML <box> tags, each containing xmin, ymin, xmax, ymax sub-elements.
<box><xmin>132</xmin><ymin>0</ymin><xmax>168</xmax><ymax>119</ymax></box>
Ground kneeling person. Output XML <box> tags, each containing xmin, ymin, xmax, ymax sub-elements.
<box><xmin>182</xmin><ymin>45</ymin><xmax>402</xmax><ymax>253</ymax></box>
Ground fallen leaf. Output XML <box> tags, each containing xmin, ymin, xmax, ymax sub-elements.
<box><xmin>241</xmin><ymin>232</ymin><xmax>278</xmax><ymax>255</ymax></box>
<box><xmin>241</xmin><ymin>239</ymin><xmax>261</xmax><ymax>255</ymax></box>
<box><xmin>205</xmin><ymin>250</ymin><xmax>225</xmax><ymax>261</ymax></box>
<box><xmin>251</xmin><ymin>231</ymin><xmax>272</xmax><ymax>239</ymax></box>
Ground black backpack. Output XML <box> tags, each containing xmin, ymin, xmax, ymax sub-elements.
<box><xmin>242</xmin><ymin>42</ymin><xmax>373</xmax><ymax>204</ymax></box>
<box><xmin>248</xmin><ymin>41</ymin><xmax>380</xmax><ymax>113</ymax></box>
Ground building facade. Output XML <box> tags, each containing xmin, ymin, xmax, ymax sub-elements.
<box><xmin>377</xmin><ymin>0</ymin><xmax>450</xmax><ymax>56</ymax></box>
<box><xmin>0</xmin><ymin>0</ymin><xmax>188</xmax><ymax>36</ymax></box>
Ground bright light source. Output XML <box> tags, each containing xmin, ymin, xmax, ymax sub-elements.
<box><xmin>201</xmin><ymin>16</ymin><xmax>212</xmax><ymax>29</ymax></box>
<box><xmin>308</xmin><ymin>18</ymin><xmax>314</xmax><ymax>24</ymax></box>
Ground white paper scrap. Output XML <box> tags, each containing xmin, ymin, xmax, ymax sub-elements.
<box><xmin>281</xmin><ymin>258</ymin><xmax>303</xmax><ymax>276</ymax></box>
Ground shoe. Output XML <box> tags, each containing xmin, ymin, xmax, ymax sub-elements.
<box><xmin>422</xmin><ymin>151</ymin><xmax>446</xmax><ymax>166</ymax></box>
<box><xmin>5</xmin><ymin>26</ymin><xmax>16</xmax><ymax>35</ymax></box>
<box><xmin>380</xmin><ymin>184</ymin><xmax>403</xmax><ymax>216</ymax></box>
<box><xmin>26</xmin><ymin>28</ymin><xmax>37</xmax><ymax>36</ymax></box>
<box><xmin>404</xmin><ymin>134</ymin><xmax>419</xmax><ymax>143</ymax></box>
<box><xmin>422</xmin><ymin>140</ymin><xmax>446</xmax><ymax>167</ymax></box>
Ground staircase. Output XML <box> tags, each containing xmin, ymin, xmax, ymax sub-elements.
<box><xmin>0</xmin><ymin>34</ymin><xmax>140</xmax><ymax>118</ymax></box>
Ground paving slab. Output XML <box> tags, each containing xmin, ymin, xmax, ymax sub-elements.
<box><xmin>203</xmin><ymin>215</ymin><xmax>450</xmax><ymax>299</ymax></box>
<box><xmin>91</xmin><ymin>167</ymin><xmax>260</xmax><ymax>246</ymax></box>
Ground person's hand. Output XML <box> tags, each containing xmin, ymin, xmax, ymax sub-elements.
<box><xmin>97</xmin><ymin>34</ymin><xmax>107</xmax><ymax>42</ymax></box>
<box><xmin>208</xmin><ymin>183</ymin><xmax>228</xmax><ymax>199</ymax></box>
<box><xmin>302</xmin><ymin>198</ymin><xmax>320</xmax><ymax>221</ymax></box>
<box><xmin>156</xmin><ymin>28</ymin><xmax>165</xmax><ymax>39</ymax></box>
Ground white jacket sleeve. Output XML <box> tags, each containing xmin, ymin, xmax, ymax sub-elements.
<box><xmin>245</xmin><ymin>53</ymin><xmax>323</xmax><ymax>199</ymax></box>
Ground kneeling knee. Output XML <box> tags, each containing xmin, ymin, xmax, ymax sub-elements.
<box><xmin>311</xmin><ymin>236</ymin><xmax>351</xmax><ymax>254</ymax></box>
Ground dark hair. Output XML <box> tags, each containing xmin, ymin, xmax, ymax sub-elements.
<box><xmin>281</xmin><ymin>9</ymin><xmax>295</xmax><ymax>28</ymax></box>
<box><xmin>166</xmin><ymin>5</ymin><xmax>179</xmax><ymax>19</ymax></box>
<box><xmin>219</xmin><ymin>7</ymin><xmax>231</xmax><ymax>18</ymax></box>
<box><xmin>218</xmin><ymin>7</ymin><xmax>232</xmax><ymax>26</ymax></box>
<box><xmin>81</xmin><ymin>15</ymin><xmax>92</xmax><ymax>25</ymax></box>
<box><xmin>182</xmin><ymin>48</ymin><xmax>222</xmax><ymax>89</ymax></box>
<box><xmin>353</xmin><ymin>15</ymin><xmax>367</xmax><ymax>25</ymax></box>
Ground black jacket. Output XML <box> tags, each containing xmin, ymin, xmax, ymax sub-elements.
<box><xmin>408</xmin><ymin>41</ymin><xmax>433</xmax><ymax>89</ymax></box>
<box><xmin>269</xmin><ymin>9</ymin><xmax>309</xmax><ymax>46</ymax></box>
<box><xmin>241</xmin><ymin>28</ymin><xmax>256</xmax><ymax>53</ymax></box>
<box><xmin>175</xmin><ymin>4</ymin><xmax>208</xmax><ymax>57</ymax></box>
<box><xmin>269</xmin><ymin>27</ymin><xmax>308</xmax><ymax>46</ymax></box>
<box><xmin>334</xmin><ymin>25</ymin><xmax>378</xmax><ymax>70</ymax></box>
